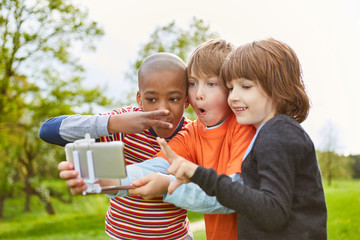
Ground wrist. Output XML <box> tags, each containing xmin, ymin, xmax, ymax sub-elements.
<box><xmin>107</xmin><ymin>115</ymin><xmax>122</xmax><ymax>134</ymax></box>
<box><xmin>159</xmin><ymin>173</ymin><xmax>171</xmax><ymax>193</ymax></box>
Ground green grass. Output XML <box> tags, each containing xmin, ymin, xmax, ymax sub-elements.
<box><xmin>324</xmin><ymin>180</ymin><xmax>360</xmax><ymax>239</ymax></box>
<box><xmin>0</xmin><ymin>193</ymin><xmax>206</xmax><ymax>240</ymax></box>
<box><xmin>0</xmin><ymin>179</ymin><xmax>359</xmax><ymax>240</ymax></box>
<box><xmin>0</xmin><ymin>194</ymin><xmax>109</xmax><ymax>240</ymax></box>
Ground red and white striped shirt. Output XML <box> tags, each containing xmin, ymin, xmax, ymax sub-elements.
<box><xmin>100</xmin><ymin>106</ymin><xmax>191</xmax><ymax>240</ymax></box>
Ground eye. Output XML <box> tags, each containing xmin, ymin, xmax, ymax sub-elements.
<box><xmin>145</xmin><ymin>98</ymin><xmax>156</xmax><ymax>103</ymax></box>
<box><xmin>170</xmin><ymin>97</ymin><xmax>179</xmax><ymax>102</ymax></box>
<box><xmin>208</xmin><ymin>82</ymin><xmax>216</xmax><ymax>87</ymax></box>
<box><xmin>242</xmin><ymin>85</ymin><xmax>251</xmax><ymax>89</ymax></box>
<box><xmin>188</xmin><ymin>82</ymin><xmax>197</xmax><ymax>87</ymax></box>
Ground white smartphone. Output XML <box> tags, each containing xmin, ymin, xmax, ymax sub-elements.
<box><xmin>64</xmin><ymin>134</ymin><xmax>126</xmax><ymax>180</ymax></box>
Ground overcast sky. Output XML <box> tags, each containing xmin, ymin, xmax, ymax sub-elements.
<box><xmin>77</xmin><ymin>0</ymin><xmax>360</xmax><ymax>155</ymax></box>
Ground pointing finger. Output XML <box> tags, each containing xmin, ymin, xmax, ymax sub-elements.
<box><xmin>168</xmin><ymin>179</ymin><xmax>183</xmax><ymax>195</ymax></box>
<box><xmin>157</xmin><ymin>137</ymin><xmax>178</xmax><ymax>163</ymax></box>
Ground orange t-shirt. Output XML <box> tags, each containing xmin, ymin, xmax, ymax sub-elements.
<box><xmin>157</xmin><ymin>113</ymin><xmax>256</xmax><ymax>240</ymax></box>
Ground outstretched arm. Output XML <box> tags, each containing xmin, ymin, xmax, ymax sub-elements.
<box><xmin>58</xmin><ymin>157</ymin><xmax>171</xmax><ymax>195</ymax></box>
<box><xmin>39</xmin><ymin>108</ymin><xmax>173</xmax><ymax>146</ymax></box>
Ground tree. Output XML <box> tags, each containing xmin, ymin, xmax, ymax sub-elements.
<box><xmin>348</xmin><ymin>154</ymin><xmax>360</xmax><ymax>179</ymax></box>
<box><xmin>124</xmin><ymin>17</ymin><xmax>220</xmax><ymax>120</ymax></box>
<box><xmin>316</xmin><ymin>121</ymin><xmax>352</xmax><ymax>185</ymax></box>
<box><xmin>0</xmin><ymin>0</ymin><xmax>111</xmax><ymax>217</ymax></box>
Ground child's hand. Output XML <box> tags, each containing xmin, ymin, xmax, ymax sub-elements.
<box><xmin>129</xmin><ymin>173</ymin><xmax>171</xmax><ymax>200</ymax></box>
<box><xmin>58</xmin><ymin>161</ymin><xmax>87</xmax><ymax>195</ymax></box>
<box><xmin>157</xmin><ymin>137</ymin><xmax>199</xmax><ymax>194</ymax></box>
<box><xmin>107</xmin><ymin>110</ymin><xmax>173</xmax><ymax>134</ymax></box>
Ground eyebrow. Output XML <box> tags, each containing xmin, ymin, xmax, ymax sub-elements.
<box><xmin>143</xmin><ymin>90</ymin><xmax>184</xmax><ymax>95</ymax></box>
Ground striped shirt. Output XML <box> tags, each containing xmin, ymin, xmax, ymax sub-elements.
<box><xmin>100</xmin><ymin>106</ymin><xmax>191</xmax><ymax>240</ymax></box>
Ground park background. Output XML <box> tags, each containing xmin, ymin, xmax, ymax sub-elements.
<box><xmin>0</xmin><ymin>0</ymin><xmax>359</xmax><ymax>239</ymax></box>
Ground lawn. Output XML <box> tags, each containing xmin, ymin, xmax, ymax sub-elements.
<box><xmin>0</xmin><ymin>179</ymin><xmax>359</xmax><ymax>239</ymax></box>
<box><xmin>325</xmin><ymin>180</ymin><xmax>360</xmax><ymax>239</ymax></box>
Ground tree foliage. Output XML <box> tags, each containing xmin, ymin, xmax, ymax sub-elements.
<box><xmin>317</xmin><ymin>150</ymin><xmax>353</xmax><ymax>186</ymax></box>
<box><xmin>348</xmin><ymin>154</ymin><xmax>360</xmax><ymax>179</ymax></box>
<box><xmin>0</xmin><ymin>0</ymin><xmax>111</xmax><ymax>217</ymax></box>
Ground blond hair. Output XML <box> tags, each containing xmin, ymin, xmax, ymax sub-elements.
<box><xmin>187</xmin><ymin>39</ymin><xmax>234</xmax><ymax>79</ymax></box>
<box><xmin>221</xmin><ymin>38</ymin><xmax>310</xmax><ymax>123</ymax></box>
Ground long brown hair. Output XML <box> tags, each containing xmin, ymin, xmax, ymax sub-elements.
<box><xmin>220</xmin><ymin>38</ymin><xmax>310</xmax><ymax>123</ymax></box>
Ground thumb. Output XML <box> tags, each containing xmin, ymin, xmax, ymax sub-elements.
<box><xmin>157</xmin><ymin>137</ymin><xmax>178</xmax><ymax>163</ymax></box>
<box><xmin>168</xmin><ymin>179</ymin><xmax>183</xmax><ymax>195</ymax></box>
<box><xmin>131</xmin><ymin>175</ymin><xmax>150</xmax><ymax>188</ymax></box>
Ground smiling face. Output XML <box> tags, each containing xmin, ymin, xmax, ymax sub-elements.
<box><xmin>188</xmin><ymin>74</ymin><xmax>232</xmax><ymax>127</ymax></box>
<box><xmin>137</xmin><ymin>68</ymin><xmax>188</xmax><ymax>138</ymax></box>
<box><xmin>227</xmin><ymin>78</ymin><xmax>276</xmax><ymax>129</ymax></box>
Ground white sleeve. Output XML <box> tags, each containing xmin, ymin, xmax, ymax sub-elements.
<box><xmin>59</xmin><ymin>115</ymin><xmax>111</xmax><ymax>141</ymax></box>
<box><xmin>163</xmin><ymin>173</ymin><xmax>242</xmax><ymax>214</ymax></box>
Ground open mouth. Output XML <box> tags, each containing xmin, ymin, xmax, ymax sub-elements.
<box><xmin>199</xmin><ymin>108</ymin><xmax>206</xmax><ymax>114</ymax></box>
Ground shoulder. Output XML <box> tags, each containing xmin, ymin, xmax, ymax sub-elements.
<box><xmin>257</xmin><ymin>114</ymin><xmax>314</xmax><ymax>150</ymax></box>
<box><xmin>183</xmin><ymin>118</ymin><xmax>201</xmax><ymax>130</ymax></box>
<box><xmin>261</xmin><ymin>114</ymin><xmax>304</xmax><ymax>135</ymax></box>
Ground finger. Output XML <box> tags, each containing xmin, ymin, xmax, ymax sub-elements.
<box><xmin>148</xmin><ymin>109</ymin><xmax>170</xmax><ymax>118</ymax></box>
<box><xmin>128</xmin><ymin>185</ymin><xmax>154</xmax><ymax>200</ymax></box>
<box><xmin>70</xmin><ymin>184</ymin><xmax>87</xmax><ymax>195</ymax></box>
<box><xmin>167</xmin><ymin>158</ymin><xmax>181</xmax><ymax>175</ymax></box>
<box><xmin>59</xmin><ymin>169</ymin><xmax>79</xmax><ymax>180</ymax></box>
<box><xmin>131</xmin><ymin>175</ymin><xmax>151</xmax><ymax>188</ymax></box>
<box><xmin>151</xmin><ymin>120</ymin><xmax>173</xmax><ymax>129</ymax></box>
<box><xmin>157</xmin><ymin>137</ymin><xmax>178</xmax><ymax>163</ymax></box>
<box><xmin>168</xmin><ymin>179</ymin><xmax>184</xmax><ymax>195</ymax></box>
<box><xmin>65</xmin><ymin>177</ymin><xmax>85</xmax><ymax>188</ymax></box>
<box><xmin>58</xmin><ymin>161</ymin><xmax>74</xmax><ymax>171</ymax></box>
<box><xmin>128</xmin><ymin>186</ymin><xmax>145</xmax><ymax>196</ymax></box>
<box><xmin>128</xmin><ymin>187</ymin><xmax>137</xmax><ymax>195</ymax></box>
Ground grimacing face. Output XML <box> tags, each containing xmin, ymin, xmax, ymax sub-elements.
<box><xmin>136</xmin><ymin>69</ymin><xmax>188</xmax><ymax>138</ymax></box>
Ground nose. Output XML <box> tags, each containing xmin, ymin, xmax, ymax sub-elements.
<box><xmin>157</xmin><ymin>99</ymin><xmax>169</xmax><ymax>111</ymax></box>
<box><xmin>195</xmin><ymin>85</ymin><xmax>204</xmax><ymax>100</ymax></box>
<box><xmin>228</xmin><ymin>89</ymin><xmax>237</xmax><ymax>103</ymax></box>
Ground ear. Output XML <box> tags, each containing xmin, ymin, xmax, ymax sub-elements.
<box><xmin>184</xmin><ymin>95</ymin><xmax>189</xmax><ymax>109</ymax></box>
<box><xmin>136</xmin><ymin>91</ymin><xmax>143</xmax><ymax>108</ymax></box>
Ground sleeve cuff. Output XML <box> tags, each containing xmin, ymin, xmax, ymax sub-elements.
<box><xmin>96</xmin><ymin>115</ymin><xmax>111</xmax><ymax>136</ymax></box>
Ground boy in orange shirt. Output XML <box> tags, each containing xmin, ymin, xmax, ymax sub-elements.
<box><xmin>128</xmin><ymin>39</ymin><xmax>256</xmax><ymax>240</ymax></box>
<box><xmin>60</xmin><ymin>39</ymin><xmax>256</xmax><ymax>240</ymax></box>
